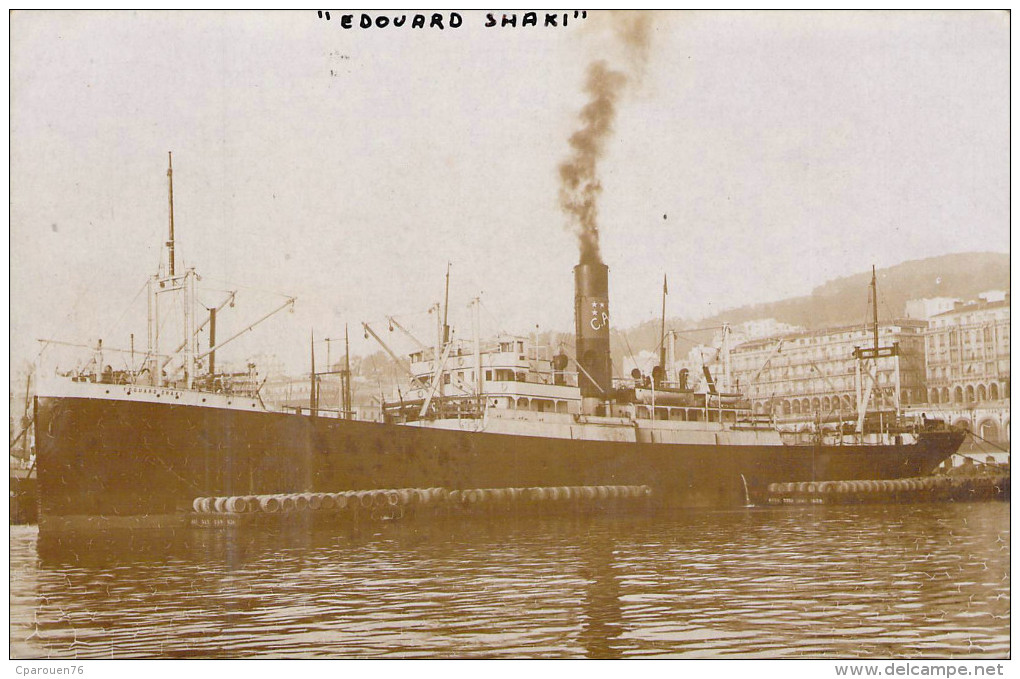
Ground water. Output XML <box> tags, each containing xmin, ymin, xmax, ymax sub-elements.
<box><xmin>9</xmin><ymin>503</ymin><xmax>1009</xmax><ymax>659</ymax></box>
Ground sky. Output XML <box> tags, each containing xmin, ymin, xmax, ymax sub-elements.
<box><xmin>10</xmin><ymin>10</ymin><xmax>1010</xmax><ymax>374</ymax></box>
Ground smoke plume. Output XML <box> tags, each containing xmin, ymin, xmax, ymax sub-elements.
<box><xmin>559</xmin><ymin>12</ymin><xmax>652</xmax><ymax>265</ymax></box>
<box><xmin>559</xmin><ymin>61</ymin><xmax>626</xmax><ymax>265</ymax></box>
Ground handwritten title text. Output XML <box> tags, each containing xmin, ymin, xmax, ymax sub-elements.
<box><xmin>316</xmin><ymin>11</ymin><xmax>588</xmax><ymax>30</ymax></box>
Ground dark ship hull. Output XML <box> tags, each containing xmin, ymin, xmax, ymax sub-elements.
<box><xmin>34</xmin><ymin>394</ymin><xmax>965</xmax><ymax>530</ymax></box>
<box><xmin>10</xmin><ymin>471</ymin><xmax>38</xmax><ymax>525</ymax></box>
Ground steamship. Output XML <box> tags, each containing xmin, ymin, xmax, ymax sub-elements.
<box><xmin>32</xmin><ymin>160</ymin><xmax>965</xmax><ymax>530</ymax></box>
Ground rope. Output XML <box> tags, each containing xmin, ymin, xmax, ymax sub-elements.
<box><xmin>915</xmin><ymin>399</ymin><xmax>1007</xmax><ymax>440</ymax></box>
<box><xmin>556</xmin><ymin>345</ymin><xmax>607</xmax><ymax>394</ymax></box>
<box><xmin>952</xmin><ymin>442</ymin><xmax>1006</xmax><ymax>468</ymax></box>
<box><xmin>671</xmin><ymin>327</ymin><xmax>721</xmax><ymax>345</ymax></box>
<box><xmin>198</xmin><ymin>276</ymin><xmax>295</xmax><ymax>301</ymax></box>
<box><xmin>966</xmin><ymin>429</ymin><xmax>1010</xmax><ymax>454</ymax></box>
<box><xmin>910</xmin><ymin>404</ymin><xmax>1013</xmax><ymax>467</ymax></box>
<box><xmin>879</xmin><ymin>297</ymin><xmax>897</xmax><ymax>326</ymax></box>
<box><xmin>102</xmin><ymin>279</ymin><xmax>149</xmax><ymax>340</ymax></box>
<box><xmin>478</xmin><ymin>299</ymin><xmax>507</xmax><ymax>337</ymax></box>
<box><xmin>614</xmin><ymin>329</ymin><xmax>641</xmax><ymax>374</ymax></box>
<box><xmin>31</xmin><ymin>276</ymin><xmax>152</xmax><ymax>366</ymax></box>
<box><xmin>861</xmin><ymin>287</ymin><xmax>872</xmax><ymax>334</ymax></box>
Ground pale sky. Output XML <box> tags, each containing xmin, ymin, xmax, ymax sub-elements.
<box><xmin>10</xmin><ymin>11</ymin><xmax>1009</xmax><ymax>373</ymax></box>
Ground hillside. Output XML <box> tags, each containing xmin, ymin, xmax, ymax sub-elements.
<box><xmin>612</xmin><ymin>252</ymin><xmax>1009</xmax><ymax>370</ymax></box>
<box><xmin>702</xmin><ymin>252</ymin><xmax>1009</xmax><ymax>331</ymax></box>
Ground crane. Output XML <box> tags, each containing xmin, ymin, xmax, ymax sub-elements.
<box><xmin>161</xmin><ymin>290</ymin><xmax>237</xmax><ymax>372</ymax></box>
<box><xmin>386</xmin><ymin>316</ymin><xmax>427</xmax><ymax>351</ymax></box>
<box><xmin>752</xmin><ymin>339</ymin><xmax>784</xmax><ymax>384</ymax></box>
<box><xmin>362</xmin><ymin>322</ymin><xmax>426</xmax><ymax>388</ymax></box>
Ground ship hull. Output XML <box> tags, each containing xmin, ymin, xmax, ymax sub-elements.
<box><xmin>35</xmin><ymin>395</ymin><xmax>965</xmax><ymax>530</ymax></box>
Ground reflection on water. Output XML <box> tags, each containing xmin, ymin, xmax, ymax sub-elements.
<box><xmin>10</xmin><ymin>503</ymin><xmax>1009</xmax><ymax>659</ymax></box>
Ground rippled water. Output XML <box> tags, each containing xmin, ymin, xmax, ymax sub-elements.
<box><xmin>9</xmin><ymin>503</ymin><xmax>1009</xmax><ymax>659</ymax></box>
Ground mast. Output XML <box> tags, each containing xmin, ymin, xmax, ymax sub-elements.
<box><xmin>151</xmin><ymin>152</ymin><xmax>187</xmax><ymax>387</ymax></box>
<box><xmin>442</xmin><ymin>262</ymin><xmax>451</xmax><ymax>346</ymax></box>
<box><xmin>722</xmin><ymin>323</ymin><xmax>732</xmax><ymax>393</ymax></box>
<box><xmin>871</xmin><ymin>265</ymin><xmax>879</xmax><ymax>351</ymax></box>
<box><xmin>148</xmin><ymin>275</ymin><xmax>159</xmax><ymax>386</ymax></box>
<box><xmin>167</xmin><ymin>152</ymin><xmax>176</xmax><ymax>277</ymax></box>
<box><xmin>472</xmin><ymin>297</ymin><xmax>482</xmax><ymax>398</ymax></box>
<box><xmin>853</xmin><ymin>264</ymin><xmax>898</xmax><ymax>436</ymax></box>
<box><xmin>22</xmin><ymin>373</ymin><xmax>31</xmax><ymax>459</ymax></box>
<box><xmin>161</xmin><ymin>291</ymin><xmax>236</xmax><ymax>373</ymax></box>
<box><xmin>310</xmin><ymin>330</ymin><xmax>317</xmax><ymax>415</ymax></box>
<box><xmin>659</xmin><ymin>274</ymin><xmax>667</xmax><ymax>372</ymax></box>
<box><xmin>208</xmin><ymin>307</ymin><xmax>217</xmax><ymax>379</ymax></box>
<box><xmin>433</xmin><ymin>302</ymin><xmax>444</xmax><ymax>402</ymax></box>
<box><xmin>344</xmin><ymin>324</ymin><xmax>352</xmax><ymax>419</ymax></box>
<box><xmin>666</xmin><ymin>330</ymin><xmax>677</xmax><ymax>384</ymax></box>
<box><xmin>184</xmin><ymin>267</ymin><xmax>196</xmax><ymax>389</ymax></box>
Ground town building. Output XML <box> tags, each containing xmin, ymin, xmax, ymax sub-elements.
<box><xmin>726</xmin><ymin>320</ymin><xmax>929</xmax><ymax>423</ymax></box>
<box><xmin>914</xmin><ymin>293</ymin><xmax>1010</xmax><ymax>449</ymax></box>
<box><xmin>905</xmin><ymin>297</ymin><xmax>960</xmax><ymax>321</ymax></box>
<box><xmin>736</xmin><ymin>318</ymin><xmax>805</xmax><ymax>342</ymax></box>
<box><xmin>923</xmin><ymin>294</ymin><xmax>1010</xmax><ymax>406</ymax></box>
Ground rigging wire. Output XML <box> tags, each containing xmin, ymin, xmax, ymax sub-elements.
<box><xmin>199</xmin><ymin>275</ymin><xmax>296</xmax><ymax>301</ymax></box>
<box><xmin>965</xmin><ymin>428</ymin><xmax>1010</xmax><ymax>454</ymax></box>
<box><xmin>879</xmin><ymin>299</ymin><xmax>899</xmax><ymax>332</ymax></box>
<box><xmin>670</xmin><ymin>329</ymin><xmax>718</xmax><ymax>346</ymax></box>
<box><xmin>478</xmin><ymin>299</ymin><xmax>508</xmax><ymax>337</ymax></box>
<box><xmin>97</xmin><ymin>279</ymin><xmax>151</xmax><ymax>351</ymax></box>
<box><xmin>614</xmin><ymin>329</ymin><xmax>640</xmax><ymax>374</ymax></box>
<box><xmin>861</xmin><ymin>285</ymin><xmax>874</xmax><ymax>334</ymax></box>
<box><xmin>31</xmin><ymin>278</ymin><xmax>153</xmax><ymax>367</ymax></box>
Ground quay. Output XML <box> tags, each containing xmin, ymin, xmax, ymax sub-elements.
<box><xmin>187</xmin><ymin>484</ymin><xmax>654</xmax><ymax>528</ymax></box>
<box><xmin>766</xmin><ymin>473</ymin><xmax>1009</xmax><ymax>505</ymax></box>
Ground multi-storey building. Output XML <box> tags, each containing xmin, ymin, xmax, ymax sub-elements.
<box><xmin>905</xmin><ymin>297</ymin><xmax>960</xmax><ymax>322</ymax></box>
<box><xmin>727</xmin><ymin>320</ymin><xmax>928</xmax><ymax>422</ymax></box>
<box><xmin>924</xmin><ymin>295</ymin><xmax>1010</xmax><ymax>405</ymax></box>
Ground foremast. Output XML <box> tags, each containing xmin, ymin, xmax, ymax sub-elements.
<box><xmin>851</xmin><ymin>265</ymin><xmax>902</xmax><ymax>437</ymax></box>
<box><xmin>147</xmin><ymin>151</ymin><xmax>199</xmax><ymax>389</ymax></box>
<box><xmin>79</xmin><ymin>153</ymin><xmax>295</xmax><ymax>394</ymax></box>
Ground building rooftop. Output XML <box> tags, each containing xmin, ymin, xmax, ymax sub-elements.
<box><xmin>931</xmin><ymin>297</ymin><xmax>1011</xmax><ymax>319</ymax></box>
<box><xmin>733</xmin><ymin>319</ymin><xmax>928</xmax><ymax>352</ymax></box>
